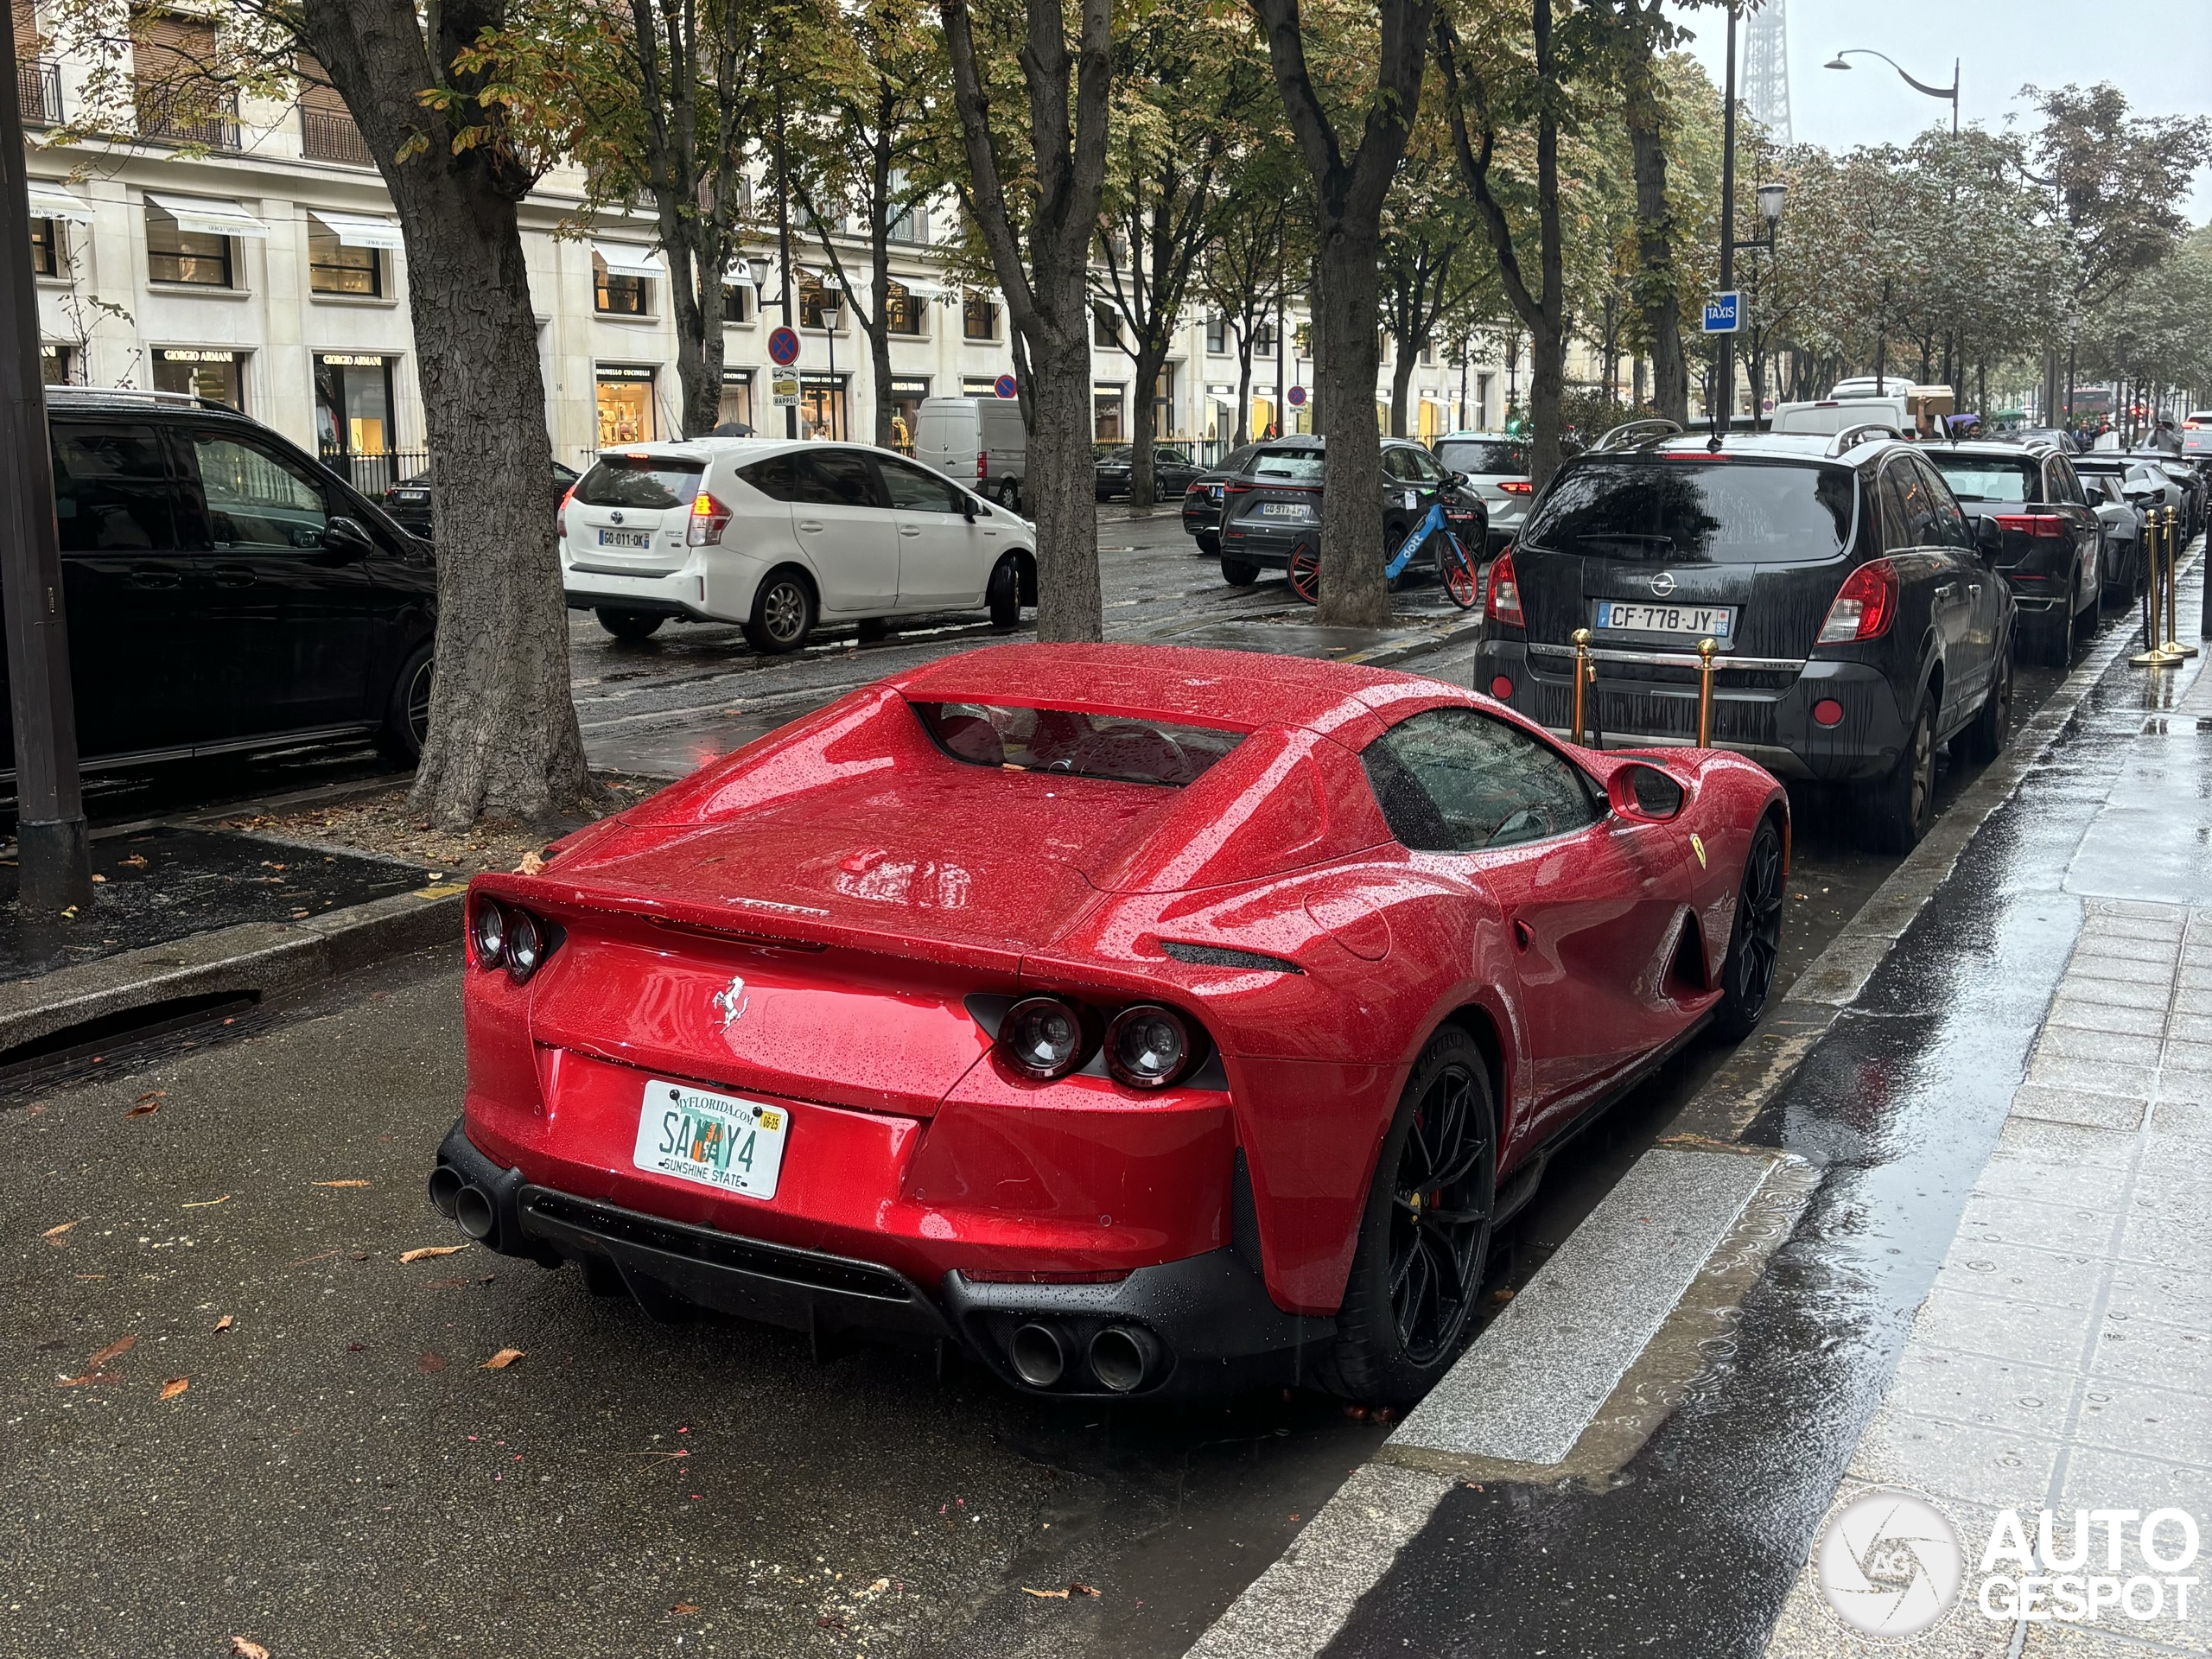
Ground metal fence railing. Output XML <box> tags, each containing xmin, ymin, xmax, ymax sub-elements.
<box><xmin>135</xmin><ymin>86</ymin><xmax>240</xmax><ymax>151</ymax></box>
<box><xmin>301</xmin><ymin>107</ymin><xmax>376</xmax><ymax>168</ymax></box>
<box><xmin>321</xmin><ymin>446</ymin><xmax>428</xmax><ymax>499</ymax></box>
<box><xmin>18</xmin><ymin>60</ymin><xmax>60</xmax><ymax>129</ymax></box>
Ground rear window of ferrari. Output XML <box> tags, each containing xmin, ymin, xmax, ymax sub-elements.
<box><xmin>913</xmin><ymin>702</ymin><xmax>1245</xmax><ymax>787</ymax></box>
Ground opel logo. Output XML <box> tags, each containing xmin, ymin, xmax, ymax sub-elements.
<box><xmin>609</xmin><ymin>510</ymin><xmax>625</xmax><ymax>524</ymax></box>
<box><xmin>1650</xmin><ymin>571</ymin><xmax>1677</xmax><ymax>598</ymax></box>
<box><xmin>711</xmin><ymin>975</ymin><xmax>749</xmax><ymax>1030</ymax></box>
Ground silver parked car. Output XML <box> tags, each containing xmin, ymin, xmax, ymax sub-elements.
<box><xmin>1431</xmin><ymin>431</ymin><xmax>1530</xmax><ymax>553</ymax></box>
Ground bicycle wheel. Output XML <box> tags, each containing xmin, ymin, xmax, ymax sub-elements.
<box><xmin>1288</xmin><ymin>543</ymin><xmax>1321</xmax><ymax>605</ymax></box>
<box><xmin>1440</xmin><ymin>534</ymin><xmax>1480</xmax><ymax>611</ymax></box>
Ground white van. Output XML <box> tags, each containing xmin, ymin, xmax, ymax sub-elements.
<box><xmin>914</xmin><ymin>396</ymin><xmax>1027</xmax><ymax>512</ymax></box>
<box><xmin>1769</xmin><ymin>396</ymin><xmax>1910</xmax><ymax>437</ymax></box>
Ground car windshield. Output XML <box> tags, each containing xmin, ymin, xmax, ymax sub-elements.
<box><xmin>1251</xmin><ymin>449</ymin><xmax>1325</xmax><ymax>482</ymax></box>
<box><xmin>574</xmin><ymin>454</ymin><xmax>705</xmax><ymax>510</ymax></box>
<box><xmin>1924</xmin><ymin>455</ymin><xmax>2036</xmax><ymax>503</ymax></box>
<box><xmin>1436</xmin><ymin>440</ymin><xmax>1526</xmax><ymax>475</ymax></box>
<box><xmin>913</xmin><ymin>702</ymin><xmax>1244</xmax><ymax>787</ymax></box>
<box><xmin>1519</xmin><ymin>458</ymin><xmax>1856</xmax><ymax>564</ymax></box>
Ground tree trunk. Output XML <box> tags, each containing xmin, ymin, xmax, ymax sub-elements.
<box><xmin>302</xmin><ymin>0</ymin><xmax>590</xmax><ymax>830</ymax></box>
<box><xmin>1624</xmin><ymin>0</ymin><xmax>1685</xmax><ymax>424</ymax></box>
<box><xmin>1389</xmin><ymin>342</ymin><xmax>1414</xmax><ymax>436</ymax></box>
<box><xmin>1234</xmin><ymin>339</ymin><xmax>1255</xmax><ymax>445</ymax></box>
<box><xmin>1129</xmin><ymin>340</ymin><xmax>1168</xmax><ymax>510</ymax></box>
<box><xmin>1025</xmin><ymin>323</ymin><xmax>1104</xmax><ymax>636</ymax></box>
<box><xmin>1310</xmin><ymin>226</ymin><xmax>1391</xmax><ymax>626</ymax></box>
<box><xmin>665</xmin><ymin>238</ymin><xmax>726</xmax><ymax>438</ymax></box>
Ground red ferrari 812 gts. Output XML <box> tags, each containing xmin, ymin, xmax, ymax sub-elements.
<box><xmin>432</xmin><ymin>645</ymin><xmax>1787</xmax><ymax>1405</ymax></box>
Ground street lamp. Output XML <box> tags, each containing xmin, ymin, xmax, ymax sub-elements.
<box><xmin>816</xmin><ymin>277</ymin><xmax>842</xmax><ymax>440</ymax></box>
<box><xmin>1825</xmin><ymin>48</ymin><xmax>1961</xmax><ymax>135</ymax></box>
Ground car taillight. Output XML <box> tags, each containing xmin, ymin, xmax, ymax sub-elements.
<box><xmin>1993</xmin><ymin>513</ymin><xmax>2066</xmax><ymax>538</ymax></box>
<box><xmin>1103</xmin><ymin>1005</ymin><xmax>1195</xmax><ymax>1090</ymax></box>
<box><xmin>1498</xmin><ymin>480</ymin><xmax>1535</xmax><ymax>494</ymax></box>
<box><xmin>1485</xmin><ymin>547</ymin><xmax>1523</xmax><ymax>626</ymax></box>
<box><xmin>687</xmin><ymin>490</ymin><xmax>733</xmax><ymax>545</ymax></box>
<box><xmin>977</xmin><ymin>450</ymin><xmax>988</xmax><ymax>480</ymax></box>
<box><xmin>1816</xmin><ymin>558</ymin><xmax>1900</xmax><ymax>644</ymax></box>
<box><xmin>1000</xmin><ymin>997</ymin><xmax>1089</xmax><ymax>1080</ymax></box>
<box><xmin>468</xmin><ymin>897</ymin><xmax>558</xmax><ymax>984</ymax></box>
<box><xmin>556</xmin><ymin>486</ymin><xmax>573</xmax><ymax>540</ymax></box>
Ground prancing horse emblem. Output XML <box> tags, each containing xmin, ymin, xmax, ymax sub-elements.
<box><xmin>712</xmin><ymin>975</ymin><xmax>749</xmax><ymax>1030</ymax></box>
<box><xmin>1649</xmin><ymin>570</ymin><xmax>1677</xmax><ymax>598</ymax></box>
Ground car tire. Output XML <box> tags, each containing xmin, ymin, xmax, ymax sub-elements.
<box><xmin>856</xmin><ymin>618</ymin><xmax>892</xmax><ymax>645</ymax></box>
<box><xmin>2030</xmin><ymin>613</ymin><xmax>2070</xmax><ymax>668</ymax></box>
<box><xmin>373</xmin><ymin>641</ymin><xmax>434</xmax><ymax>767</ymax></box>
<box><xmin>1860</xmin><ymin>694</ymin><xmax>1936</xmax><ymax>855</ymax></box>
<box><xmin>1712</xmin><ymin>817</ymin><xmax>1786</xmax><ymax>1041</ymax></box>
<box><xmin>1197</xmin><ymin>532</ymin><xmax>1220</xmax><ymax>558</ymax></box>
<box><xmin>1320</xmin><ymin>1023</ymin><xmax>1497</xmax><ymax>1408</ymax></box>
<box><xmin>594</xmin><ymin>607</ymin><xmax>665</xmax><ymax>642</ymax></box>
<box><xmin>987</xmin><ymin>556</ymin><xmax>1021</xmax><ymax>631</ymax></box>
<box><xmin>1961</xmin><ymin>638</ymin><xmax>2012</xmax><ymax>764</ymax></box>
<box><xmin>1220</xmin><ymin>556</ymin><xmax>1261</xmax><ymax>587</ymax></box>
<box><xmin>2072</xmin><ymin>589</ymin><xmax>2097</xmax><ymax>649</ymax></box>
<box><xmin>741</xmin><ymin>567</ymin><xmax>815</xmax><ymax>655</ymax></box>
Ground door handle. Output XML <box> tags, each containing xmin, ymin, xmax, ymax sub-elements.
<box><xmin>130</xmin><ymin>567</ymin><xmax>182</xmax><ymax>588</ymax></box>
<box><xmin>1511</xmin><ymin>918</ymin><xmax>1533</xmax><ymax>951</ymax></box>
<box><xmin>797</xmin><ymin>520</ymin><xmax>825</xmax><ymax>534</ymax></box>
<box><xmin>212</xmin><ymin>566</ymin><xmax>256</xmax><ymax>588</ymax></box>
<box><xmin>899</xmin><ymin>526</ymin><xmax>922</xmax><ymax>537</ymax></box>
<box><xmin>1933</xmin><ymin>582</ymin><xmax>1957</xmax><ymax>601</ymax></box>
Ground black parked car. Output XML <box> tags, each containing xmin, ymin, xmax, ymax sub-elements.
<box><xmin>1216</xmin><ymin>436</ymin><xmax>1487</xmax><ymax>589</ymax></box>
<box><xmin>1094</xmin><ymin>443</ymin><xmax>1205</xmax><ymax>503</ymax></box>
<box><xmin>29</xmin><ymin>387</ymin><xmax>436</xmax><ymax>771</ymax></box>
<box><xmin>383</xmin><ymin>461</ymin><xmax>579</xmax><ymax>537</ymax></box>
<box><xmin>1179</xmin><ymin>442</ymin><xmax>1263</xmax><ymax>556</ymax></box>
<box><xmin>1474</xmin><ymin>427</ymin><xmax>2013</xmax><ymax>853</ymax></box>
<box><xmin>1922</xmin><ymin>441</ymin><xmax>2101</xmax><ymax>665</ymax></box>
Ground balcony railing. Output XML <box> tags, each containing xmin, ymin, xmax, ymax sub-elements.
<box><xmin>134</xmin><ymin>85</ymin><xmax>240</xmax><ymax>150</ymax></box>
<box><xmin>301</xmin><ymin>106</ymin><xmax>375</xmax><ymax>168</ymax></box>
<box><xmin>17</xmin><ymin>60</ymin><xmax>61</xmax><ymax>128</ymax></box>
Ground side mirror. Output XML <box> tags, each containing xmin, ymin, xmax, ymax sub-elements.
<box><xmin>323</xmin><ymin>515</ymin><xmax>372</xmax><ymax>554</ymax></box>
<box><xmin>1974</xmin><ymin>513</ymin><xmax>2004</xmax><ymax>558</ymax></box>
<box><xmin>1609</xmin><ymin>762</ymin><xmax>1686</xmax><ymax>823</ymax></box>
<box><xmin>961</xmin><ymin>494</ymin><xmax>979</xmax><ymax>522</ymax></box>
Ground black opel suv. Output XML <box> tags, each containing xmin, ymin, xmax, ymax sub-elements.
<box><xmin>1216</xmin><ymin>436</ymin><xmax>1486</xmax><ymax>589</ymax></box>
<box><xmin>1922</xmin><ymin>440</ymin><xmax>2101</xmax><ymax>666</ymax></box>
<box><xmin>1473</xmin><ymin>426</ymin><xmax>2013</xmax><ymax>853</ymax></box>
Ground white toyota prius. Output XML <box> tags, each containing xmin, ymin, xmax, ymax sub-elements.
<box><xmin>558</xmin><ymin>437</ymin><xmax>1036</xmax><ymax>653</ymax></box>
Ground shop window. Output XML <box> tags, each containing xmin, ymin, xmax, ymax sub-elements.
<box><xmin>308</xmin><ymin>226</ymin><xmax>380</xmax><ymax>296</ymax></box>
<box><xmin>595</xmin><ymin>369</ymin><xmax>657</xmax><ymax>446</ymax></box>
<box><xmin>800</xmin><ymin>374</ymin><xmax>848</xmax><ymax>442</ymax></box>
<box><xmin>963</xmin><ymin>291</ymin><xmax>997</xmax><ymax>341</ymax></box>
<box><xmin>1093</xmin><ymin>385</ymin><xmax>1126</xmax><ymax>442</ymax></box>
<box><xmin>594</xmin><ymin>256</ymin><xmax>651</xmax><ymax>316</ymax></box>
<box><xmin>146</xmin><ymin>207</ymin><xmax>232</xmax><ymax>287</ymax></box>
<box><xmin>888</xmin><ymin>378</ymin><xmax>929</xmax><ymax>452</ymax></box>
<box><xmin>718</xmin><ymin>370</ymin><xmax>753</xmax><ymax>432</ymax></box>
<box><xmin>152</xmin><ymin>347</ymin><xmax>244</xmax><ymax>410</ymax></box>
<box><xmin>29</xmin><ymin>216</ymin><xmax>58</xmax><ymax>277</ymax></box>
<box><xmin>41</xmin><ymin>344</ymin><xmax>76</xmax><ymax>386</ymax></box>
<box><xmin>885</xmin><ymin>281</ymin><xmax>924</xmax><ymax>337</ymax></box>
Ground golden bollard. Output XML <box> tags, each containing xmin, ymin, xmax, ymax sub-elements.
<box><xmin>2166</xmin><ymin>506</ymin><xmax>2198</xmax><ymax>659</ymax></box>
<box><xmin>1696</xmin><ymin>637</ymin><xmax>1719</xmax><ymax>747</ymax></box>
<box><xmin>2133</xmin><ymin>506</ymin><xmax>2180</xmax><ymax>667</ymax></box>
<box><xmin>1570</xmin><ymin>626</ymin><xmax>1592</xmax><ymax>745</ymax></box>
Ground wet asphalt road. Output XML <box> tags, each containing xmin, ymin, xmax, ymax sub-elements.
<box><xmin>0</xmin><ymin>523</ymin><xmax>2140</xmax><ymax>1658</ymax></box>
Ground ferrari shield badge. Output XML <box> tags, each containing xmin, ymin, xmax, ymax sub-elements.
<box><xmin>1689</xmin><ymin>832</ymin><xmax>1707</xmax><ymax>869</ymax></box>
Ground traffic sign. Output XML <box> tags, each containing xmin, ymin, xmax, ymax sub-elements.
<box><xmin>767</xmin><ymin>326</ymin><xmax>801</xmax><ymax>366</ymax></box>
<box><xmin>1287</xmin><ymin>385</ymin><xmax>1307</xmax><ymax>408</ymax></box>
<box><xmin>771</xmin><ymin>369</ymin><xmax>800</xmax><ymax>408</ymax></box>
<box><xmin>1701</xmin><ymin>291</ymin><xmax>1741</xmax><ymax>334</ymax></box>
<box><xmin>994</xmin><ymin>373</ymin><xmax>1017</xmax><ymax>399</ymax></box>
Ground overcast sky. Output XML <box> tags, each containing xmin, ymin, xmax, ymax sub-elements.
<box><xmin>1667</xmin><ymin>0</ymin><xmax>2212</xmax><ymax>223</ymax></box>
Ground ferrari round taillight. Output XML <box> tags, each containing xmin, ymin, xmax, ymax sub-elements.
<box><xmin>1001</xmin><ymin>997</ymin><xmax>1086</xmax><ymax>1079</ymax></box>
<box><xmin>505</xmin><ymin>908</ymin><xmax>545</xmax><ymax>983</ymax></box>
<box><xmin>1103</xmin><ymin>1005</ymin><xmax>1194</xmax><ymax>1090</ymax></box>
<box><xmin>469</xmin><ymin>898</ymin><xmax>507</xmax><ymax>969</ymax></box>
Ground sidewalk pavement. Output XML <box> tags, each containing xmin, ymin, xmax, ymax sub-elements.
<box><xmin>1192</xmin><ymin>551</ymin><xmax>2212</xmax><ymax>1657</ymax></box>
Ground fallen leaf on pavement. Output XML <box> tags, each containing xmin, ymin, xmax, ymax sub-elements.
<box><xmin>1071</xmin><ymin>1583</ymin><xmax>1101</xmax><ymax>1597</ymax></box>
<box><xmin>213</xmin><ymin>1315</ymin><xmax>234</xmax><ymax>1333</ymax></box>
<box><xmin>398</xmin><ymin>1246</ymin><xmax>467</xmax><ymax>1264</ymax></box>
<box><xmin>123</xmin><ymin>1100</ymin><xmax>162</xmax><ymax>1119</ymax></box>
<box><xmin>86</xmin><ymin>1335</ymin><xmax>136</xmax><ymax>1369</ymax></box>
<box><xmin>481</xmin><ymin>1347</ymin><xmax>524</xmax><ymax>1370</ymax></box>
<box><xmin>516</xmin><ymin>850</ymin><xmax>546</xmax><ymax>875</ymax></box>
<box><xmin>119</xmin><ymin>855</ymin><xmax>147</xmax><ymax>869</ymax></box>
<box><xmin>41</xmin><ymin>1220</ymin><xmax>78</xmax><ymax>1242</ymax></box>
<box><xmin>231</xmin><ymin>1638</ymin><xmax>270</xmax><ymax>1659</ymax></box>
<box><xmin>1022</xmin><ymin>1588</ymin><xmax>1071</xmax><ymax>1599</ymax></box>
<box><xmin>56</xmin><ymin>1371</ymin><xmax>118</xmax><ymax>1387</ymax></box>
<box><xmin>181</xmin><ymin>1194</ymin><xmax>232</xmax><ymax>1209</ymax></box>
<box><xmin>671</xmin><ymin>1602</ymin><xmax>700</xmax><ymax>1616</ymax></box>
<box><xmin>314</xmin><ymin>1179</ymin><xmax>371</xmax><ymax>1188</ymax></box>
<box><xmin>159</xmin><ymin>1376</ymin><xmax>188</xmax><ymax>1401</ymax></box>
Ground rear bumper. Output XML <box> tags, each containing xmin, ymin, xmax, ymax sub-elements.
<box><xmin>1475</xmin><ymin>635</ymin><xmax>1910</xmax><ymax>781</ymax></box>
<box><xmin>432</xmin><ymin>1118</ymin><xmax>1332</xmax><ymax>1399</ymax></box>
<box><xmin>559</xmin><ymin>543</ymin><xmax>769</xmax><ymax>624</ymax></box>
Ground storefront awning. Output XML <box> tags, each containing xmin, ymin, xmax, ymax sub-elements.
<box><xmin>26</xmin><ymin>181</ymin><xmax>93</xmax><ymax>223</ymax></box>
<box><xmin>591</xmin><ymin>240</ymin><xmax>666</xmax><ymax>278</ymax></box>
<box><xmin>308</xmin><ymin>208</ymin><xmax>403</xmax><ymax>251</ymax></box>
<box><xmin>144</xmin><ymin>193</ymin><xmax>271</xmax><ymax>239</ymax></box>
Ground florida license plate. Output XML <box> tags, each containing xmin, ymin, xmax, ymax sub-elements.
<box><xmin>1596</xmin><ymin>600</ymin><xmax>1736</xmax><ymax>639</ymax></box>
<box><xmin>632</xmin><ymin>1078</ymin><xmax>790</xmax><ymax>1201</ymax></box>
<box><xmin>599</xmin><ymin>528</ymin><xmax>654</xmax><ymax>549</ymax></box>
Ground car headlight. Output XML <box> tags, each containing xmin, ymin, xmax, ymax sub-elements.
<box><xmin>1104</xmin><ymin>1004</ymin><xmax>1195</xmax><ymax>1089</ymax></box>
<box><xmin>469</xmin><ymin>898</ymin><xmax>507</xmax><ymax>969</ymax></box>
<box><xmin>1001</xmin><ymin>996</ymin><xmax>1088</xmax><ymax>1080</ymax></box>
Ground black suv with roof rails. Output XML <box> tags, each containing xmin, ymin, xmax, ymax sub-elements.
<box><xmin>29</xmin><ymin>387</ymin><xmax>437</xmax><ymax>773</ymax></box>
<box><xmin>1921</xmin><ymin>438</ymin><xmax>2101</xmax><ymax>667</ymax></box>
<box><xmin>1474</xmin><ymin>422</ymin><xmax>2014</xmax><ymax>853</ymax></box>
<box><xmin>1215</xmin><ymin>435</ymin><xmax>1487</xmax><ymax>589</ymax></box>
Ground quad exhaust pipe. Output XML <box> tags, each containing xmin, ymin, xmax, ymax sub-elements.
<box><xmin>427</xmin><ymin>1165</ymin><xmax>500</xmax><ymax>1242</ymax></box>
<box><xmin>1008</xmin><ymin>1322</ymin><xmax>1066</xmax><ymax>1388</ymax></box>
<box><xmin>1087</xmin><ymin>1325</ymin><xmax>1161</xmax><ymax>1394</ymax></box>
<box><xmin>1002</xmin><ymin>1319</ymin><xmax>1164</xmax><ymax>1393</ymax></box>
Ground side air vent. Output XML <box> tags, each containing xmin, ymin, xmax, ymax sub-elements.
<box><xmin>1160</xmin><ymin>941</ymin><xmax>1305</xmax><ymax>975</ymax></box>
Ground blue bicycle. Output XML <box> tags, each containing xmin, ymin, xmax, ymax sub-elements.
<box><xmin>1287</xmin><ymin>499</ymin><xmax>1483</xmax><ymax>611</ymax></box>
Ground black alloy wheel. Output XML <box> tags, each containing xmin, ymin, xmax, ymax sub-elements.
<box><xmin>986</xmin><ymin>556</ymin><xmax>1022</xmax><ymax>630</ymax></box>
<box><xmin>375</xmin><ymin>642</ymin><xmax>435</xmax><ymax>766</ymax></box>
<box><xmin>1323</xmin><ymin>1025</ymin><xmax>1497</xmax><ymax>1405</ymax></box>
<box><xmin>743</xmin><ymin>569</ymin><xmax>815</xmax><ymax>655</ymax></box>
<box><xmin>1861</xmin><ymin>697</ymin><xmax>1935</xmax><ymax>855</ymax></box>
<box><xmin>1713</xmin><ymin>818</ymin><xmax>1786</xmax><ymax>1039</ymax></box>
<box><xmin>1962</xmin><ymin>640</ymin><xmax>2012</xmax><ymax>764</ymax></box>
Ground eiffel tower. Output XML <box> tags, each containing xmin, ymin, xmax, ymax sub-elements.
<box><xmin>1742</xmin><ymin>0</ymin><xmax>1792</xmax><ymax>145</ymax></box>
